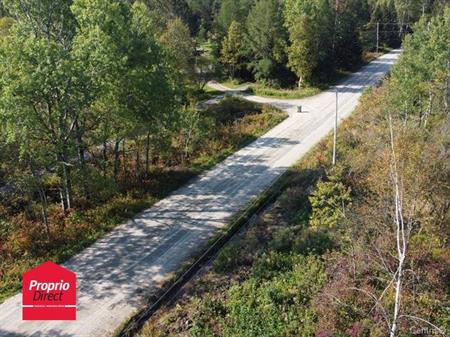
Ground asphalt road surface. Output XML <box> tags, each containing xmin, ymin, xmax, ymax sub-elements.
<box><xmin>0</xmin><ymin>50</ymin><xmax>400</xmax><ymax>337</ymax></box>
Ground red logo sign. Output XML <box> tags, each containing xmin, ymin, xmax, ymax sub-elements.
<box><xmin>22</xmin><ymin>261</ymin><xmax>76</xmax><ymax>320</ymax></box>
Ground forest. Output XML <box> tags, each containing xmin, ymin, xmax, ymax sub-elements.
<box><xmin>0</xmin><ymin>0</ymin><xmax>448</xmax><ymax>335</ymax></box>
<box><xmin>141</xmin><ymin>7</ymin><xmax>450</xmax><ymax>337</ymax></box>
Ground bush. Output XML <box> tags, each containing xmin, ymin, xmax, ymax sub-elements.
<box><xmin>213</xmin><ymin>236</ymin><xmax>258</xmax><ymax>274</ymax></box>
<box><xmin>270</xmin><ymin>226</ymin><xmax>303</xmax><ymax>253</ymax></box>
<box><xmin>223</xmin><ymin>255</ymin><xmax>326</xmax><ymax>337</ymax></box>
<box><xmin>292</xmin><ymin>228</ymin><xmax>334</xmax><ymax>255</ymax></box>
<box><xmin>191</xmin><ymin>295</ymin><xmax>227</xmax><ymax>337</ymax></box>
<box><xmin>309</xmin><ymin>179</ymin><xmax>351</xmax><ymax>229</ymax></box>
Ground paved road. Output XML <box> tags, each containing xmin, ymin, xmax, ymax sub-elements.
<box><xmin>0</xmin><ymin>50</ymin><xmax>400</xmax><ymax>337</ymax></box>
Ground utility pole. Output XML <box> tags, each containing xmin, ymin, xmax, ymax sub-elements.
<box><xmin>376</xmin><ymin>22</ymin><xmax>380</xmax><ymax>53</ymax></box>
<box><xmin>333</xmin><ymin>88</ymin><xmax>338</xmax><ymax>166</ymax></box>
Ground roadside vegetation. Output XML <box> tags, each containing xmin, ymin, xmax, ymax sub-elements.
<box><xmin>0</xmin><ymin>3</ymin><xmax>448</xmax><ymax>332</ymax></box>
<box><xmin>0</xmin><ymin>95</ymin><xmax>285</xmax><ymax>303</ymax></box>
<box><xmin>139</xmin><ymin>9</ymin><xmax>450</xmax><ymax>337</ymax></box>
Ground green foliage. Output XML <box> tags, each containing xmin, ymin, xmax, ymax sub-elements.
<box><xmin>0</xmin><ymin>16</ymin><xmax>14</xmax><ymax>36</ymax></box>
<box><xmin>309</xmin><ymin>178</ymin><xmax>351</xmax><ymax>229</ymax></box>
<box><xmin>251</xmin><ymin>84</ymin><xmax>321</xmax><ymax>99</ymax></box>
<box><xmin>245</xmin><ymin>0</ymin><xmax>288</xmax><ymax>84</ymax></box>
<box><xmin>389</xmin><ymin>7</ymin><xmax>450</xmax><ymax>122</ymax></box>
<box><xmin>3</xmin><ymin>0</ymin><xmax>76</xmax><ymax>44</ymax></box>
<box><xmin>284</xmin><ymin>0</ymin><xmax>334</xmax><ymax>86</ymax></box>
<box><xmin>271</xmin><ymin>226</ymin><xmax>334</xmax><ymax>255</ymax></box>
<box><xmin>215</xmin><ymin>0</ymin><xmax>253</xmax><ymax>34</ymax></box>
<box><xmin>213</xmin><ymin>235</ymin><xmax>259</xmax><ymax>273</ymax></box>
<box><xmin>160</xmin><ymin>18</ymin><xmax>195</xmax><ymax>82</ymax></box>
<box><xmin>221</xmin><ymin>21</ymin><xmax>246</xmax><ymax>77</ymax></box>
<box><xmin>191</xmin><ymin>295</ymin><xmax>226</xmax><ymax>336</ymax></box>
<box><xmin>332</xmin><ymin>0</ymin><xmax>366</xmax><ymax>69</ymax></box>
<box><xmin>223</xmin><ymin>254</ymin><xmax>325</xmax><ymax>337</ymax></box>
<box><xmin>0</xmin><ymin>0</ymin><xmax>176</xmax><ymax>214</ymax></box>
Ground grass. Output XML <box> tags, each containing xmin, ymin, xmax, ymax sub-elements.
<box><xmin>214</xmin><ymin>78</ymin><xmax>323</xmax><ymax>99</ymax></box>
<box><xmin>220</xmin><ymin>79</ymin><xmax>252</xmax><ymax>89</ymax></box>
<box><xmin>0</xmin><ymin>98</ymin><xmax>287</xmax><ymax>304</ymax></box>
<box><xmin>206</xmin><ymin>80</ymin><xmax>322</xmax><ymax>100</ymax></box>
<box><xmin>250</xmin><ymin>84</ymin><xmax>323</xmax><ymax>99</ymax></box>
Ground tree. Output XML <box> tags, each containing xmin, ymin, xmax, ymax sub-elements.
<box><xmin>0</xmin><ymin>14</ymin><xmax>89</xmax><ymax>211</ymax></box>
<box><xmin>389</xmin><ymin>7</ymin><xmax>450</xmax><ymax>123</ymax></box>
<box><xmin>215</xmin><ymin>0</ymin><xmax>254</xmax><ymax>34</ymax></box>
<box><xmin>187</xmin><ymin>0</ymin><xmax>218</xmax><ymax>34</ymax></box>
<box><xmin>221</xmin><ymin>20</ymin><xmax>246</xmax><ymax>78</ymax></box>
<box><xmin>4</xmin><ymin>0</ymin><xmax>76</xmax><ymax>49</ymax></box>
<box><xmin>331</xmin><ymin>0</ymin><xmax>367</xmax><ymax>69</ymax></box>
<box><xmin>0</xmin><ymin>0</ymin><xmax>177</xmax><ymax>212</ymax></box>
<box><xmin>160</xmin><ymin>18</ymin><xmax>195</xmax><ymax>83</ymax></box>
<box><xmin>143</xmin><ymin>0</ymin><xmax>195</xmax><ymax>33</ymax></box>
<box><xmin>284</xmin><ymin>0</ymin><xmax>334</xmax><ymax>86</ymax></box>
<box><xmin>245</xmin><ymin>0</ymin><xmax>288</xmax><ymax>83</ymax></box>
<box><xmin>309</xmin><ymin>178</ymin><xmax>351</xmax><ymax>229</ymax></box>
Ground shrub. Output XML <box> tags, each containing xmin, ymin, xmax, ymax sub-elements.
<box><xmin>309</xmin><ymin>179</ymin><xmax>351</xmax><ymax>229</ymax></box>
<box><xmin>213</xmin><ymin>236</ymin><xmax>258</xmax><ymax>274</ymax></box>
<box><xmin>190</xmin><ymin>295</ymin><xmax>227</xmax><ymax>337</ymax></box>
<box><xmin>293</xmin><ymin>228</ymin><xmax>334</xmax><ymax>255</ymax></box>
<box><xmin>223</xmin><ymin>255</ymin><xmax>326</xmax><ymax>337</ymax></box>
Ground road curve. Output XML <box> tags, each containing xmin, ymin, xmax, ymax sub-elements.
<box><xmin>0</xmin><ymin>50</ymin><xmax>400</xmax><ymax>337</ymax></box>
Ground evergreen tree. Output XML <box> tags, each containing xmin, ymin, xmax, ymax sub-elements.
<box><xmin>245</xmin><ymin>0</ymin><xmax>288</xmax><ymax>83</ymax></box>
<box><xmin>285</xmin><ymin>0</ymin><xmax>334</xmax><ymax>86</ymax></box>
<box><xmin>221</xmin><ymin>20</ymin><xmax>245</xmax><ymax>78</ymax></box>
<box><xmin>215</xmin><ymin>0</ymin><xmax>254</xmax><ymax>34</ymax></box>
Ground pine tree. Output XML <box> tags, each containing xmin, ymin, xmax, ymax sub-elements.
<box><xmin>221</xmin><ymin>20</ymin><xmax>245</xmax><ymax>78</ymax></box>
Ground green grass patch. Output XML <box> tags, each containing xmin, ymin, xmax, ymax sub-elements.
<box><xmin>250</xmin><ymin>84</ymin><xmax>322</xmax><ymax>99</ymax></box>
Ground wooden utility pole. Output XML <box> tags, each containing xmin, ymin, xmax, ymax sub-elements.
<box><xmin>333</xmin><ymin>88</ymin><xmax>338</xmax><ymax>166</ymax></box>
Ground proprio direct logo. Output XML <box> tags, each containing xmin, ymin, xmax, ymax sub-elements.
<box><xmin>22</xmin><ymin>261</ymin><xmax>76</xmax><ymax>320</ymax></box>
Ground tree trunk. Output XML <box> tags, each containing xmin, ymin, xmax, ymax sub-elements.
<box><xmin>75</xmin><ymin>120</ymin><xmax>90</xmax><ymax>200</ymax></box>
<box><xmin>62</xmin><ymin>159</ymin><xmax>73</xmax><ymax>211</ymax></box>
<box><xmin>145</xmin><ymin>132</ymin><xmax>151</xmax><ymax>173</ymax></box>
<box><xmin>37</xmin><ymin>186</ymin><xmax>50</xmax><ymax>240</ymax></box>
<box><xmin>389</xmin><ymin>115</ymin><xmax>408</xmax><ymax>337</ymax></box>
<box><xmin>102</xmin><ymin>140</ymin><xmax>108</xmax><ymax>177</ymax></box>
<box><xmin>29</xmin><ymin>158</ymin><xmax>50</xmax><ymax>240</ymax></box>
<box><xmin>58</xmin><ymin>151</ymin><xmax>72</xmax><ymax>213</ymax></box>
<box><xmin>113</xmin><ymin>138</ymin><xmax>122</xmax><ymax>182</ymax></box>
<box><xmin>444</xmin><ymin>61</ymin><xmax>449</xmax><ymax>115</ymax></box>
<box><xmin>422</xmin><ymin>91</ymin><xmax>433</xmax><ymax>128</ymax></box>
<box><xmin>122</xmin><ymin>139</ymin><xmax>127</xmax><ymax>178</ymax></box>
<box><xmin>135</xmin><ymin>139</ymin><xmax>141</xmax><ymax>181</ymax></box>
